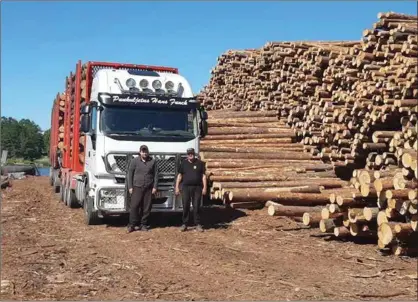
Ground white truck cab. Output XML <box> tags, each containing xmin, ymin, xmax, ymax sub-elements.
<box><xmin>78</xmin><ymin>67</ymin><xmax>208</xmax><ymax>225</ymax></box>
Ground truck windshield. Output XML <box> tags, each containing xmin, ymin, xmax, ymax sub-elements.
<box><xmin>100</xmin><ymin>107</ymin><xmax>197</xmax><ymax>138</ymax></box>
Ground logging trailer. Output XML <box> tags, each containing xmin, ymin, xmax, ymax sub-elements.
<box><xmin>49</xmin><ymin>60</ymin><xmax>208</xmax><ymax>225</ymax></box>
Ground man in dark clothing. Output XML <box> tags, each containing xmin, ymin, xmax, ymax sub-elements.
<box><xmin>175</xmin><ymin>148</ymin><xmax>207</xmax><ymax>232</ymax></box>
<box><xmin>126</xmin><ymin>145</ymin><xmax>158</xmax><ymax>232</ymax></box>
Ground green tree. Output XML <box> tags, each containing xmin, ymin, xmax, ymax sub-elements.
<box><xmin>18</xmin><ymin>119</ymin><xmax>44</xmax><ymax>160</ymax></box>
<box><xmin>1</xmin><ymin>117</ymin><xmax>20</xmax><ymax>158</ymax></box>
<box><xmin>1</xmin><ymin>117</ymin><xmax>44</xmax><ymax>161</ymax></box>
<box><xmin>43</xmin><ymin>129</ymin><xmax>51</xmax><ymax>156</ymax></box>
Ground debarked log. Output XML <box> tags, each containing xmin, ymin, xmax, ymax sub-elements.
<box><xmin>213</xmin><ymin>178</ymin><xmax>347</xmax><ymax>189</ymax></box>
<box><xmin>201</xmin><ymin>151</ymin><xmax>315</xmax><ymax>161</ymax></box>
<box><xmin>228</xmin><ymin>186</ymin><xmax>325</xmax><ymax>203</ymax></box>
<box><xmin>266</xmin><ymin>201</ymin><xmax>322</xmax><ymax>217</ymax></box>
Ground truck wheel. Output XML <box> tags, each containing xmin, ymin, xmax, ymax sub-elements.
<box><xmin>49</xmin><ymin>168</ymin><xmax>54</xmax><ymax>186</ymax></box>
<box><xmin>66</xmin><ymin>187</ymin><xmax>79</xmax><ymax>208</ymax></box>
<box><xmin>60</xmin><ymin>183</ymin><xmax>65</xmax><ymax>202</ymax></box>
<box><xmin>53</xmin><ymin>171</ymin><xmax>61</xmax><ymax>193</ymax></box>
<box><xmin>84</xmin><ymin>184</ymin><xmax>101</xmax><ymax>225</ymax></box>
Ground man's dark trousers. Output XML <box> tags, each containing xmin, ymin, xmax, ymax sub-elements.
<box><xmin>182</xmin><ymin>185</ymin><xmax>202</xmax><ymax>225</ymax></box>
<box><xmin>129</xmin><ymin>186</ymin><xmax>153</xmax><ymax>227</ymax></box>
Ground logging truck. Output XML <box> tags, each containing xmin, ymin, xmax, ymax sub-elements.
<box><xmin>49</xmin><ymin>61</ymin><xmax>208</xmax><ymax>225</ymax></box>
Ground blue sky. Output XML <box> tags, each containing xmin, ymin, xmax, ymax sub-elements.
<box><xmin>1</xmin><ymin>1</ymin><xmax>417</xmax><ymax>131</ymax></box>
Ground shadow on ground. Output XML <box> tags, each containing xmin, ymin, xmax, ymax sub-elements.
<box><xmin>103</xmin><ymin>205</ymin><xmax>247</xmax><ymax>230</ymax></box>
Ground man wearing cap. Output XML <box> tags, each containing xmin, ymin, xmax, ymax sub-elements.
<box><xmin>126</xmin><ymin>145</ymin><xmax>158</xmax><ymax>232</ymax></box>
<box><xmin>175</xmin><ymin>148</ymin><xmax>207</xmax><ymax>232</ymax></box>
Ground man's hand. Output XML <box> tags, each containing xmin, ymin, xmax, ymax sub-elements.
<box><xmin>175</xmin><ymin>187</ymin><xmax>180</xmax><ymax>196</ymax></box>
<box><xmin>152</xmin><ymin>188</ymin><xmax>157</xmax><ymax>195</ymax></box>
<box><xmin>129</xmin><ymin>188</ymin><xmax>133</xmax><ymax>194</ymax></box>
<box><xmin>202</xmin><ymin>187</ymin><xmax>207</xmax><ymax>195</ymax></box>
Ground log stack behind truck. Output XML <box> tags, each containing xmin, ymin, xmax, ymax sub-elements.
<box><xmin>49</xmin><ymin>60</ymin><xmax>208</xmax><ymax>225</ymax></box>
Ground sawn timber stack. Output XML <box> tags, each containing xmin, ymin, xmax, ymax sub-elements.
<box><xmin>202</xmin><ymin>110</ymin><xmax>348</xmax><ymax>209</ymax></box>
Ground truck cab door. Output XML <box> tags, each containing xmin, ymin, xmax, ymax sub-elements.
<box><xmin>84</xmin><ymin>107</ymin><xmax>97</xmax><ymax>172</ymax></box>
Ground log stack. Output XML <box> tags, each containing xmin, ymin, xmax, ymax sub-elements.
<box><xmin>198</xmin><ymin>12</ymin><xmax>417</xmax><ymax>175</ymax></box>
<box><xmin>79</xmin><ymin>64</ymin><xmax>88</xmax><ymax>164</ymax></box>
<box><xmin>276</xmin><ymin>12</ymin><xmax>418</xmax><ymax>174</ymax></box>
<box><xmin>299</xmin><ymin>166</ymin><xmax>418</xmax><ymax>256</ymax></box>
<box><xmin>55</xmin><ymin>92</ymin><xmax>66</xmax><ymax>151</ymax></box>
<box><xmin>64</xmin><ymin>64</ymin><xmax>88</xmax><ymax>165</ymax></box>
<box><xmin>202</xmin><ymin>110</ymin><xmax>349</xmax><ymax>209</ymax></box>
<box><xmin>198</xmin><ymin>11</ymin><xmax>417</xmax><ymax>256</ymax></box>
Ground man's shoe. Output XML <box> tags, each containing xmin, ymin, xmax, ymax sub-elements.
<box><xmin>127</xmin><ymin>226</ymin><xmax>135</xmax><ymax>233</ymax></box>
<box><xmin>180</xmin><ymin>225</ymin><xmax>187</xmax><ymax>232</ymax></box>
<box><xmin>140</xmin><ymin>225</ymin><xmax>150</xmax><ymax>231</ymax></box>
<box><xmin>134</xmin><ymin>225</ymin><xmax>141</xmax><ymax>231</ymax></box>
<box><xmin>196</xmin><ymin>225</ymin><xmax>204</xmax><ymax>232</ymax></box>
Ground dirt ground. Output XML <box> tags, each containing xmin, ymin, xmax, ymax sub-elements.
<box><xmin>1</xmin><ymin>177</ymin><xmax>417</xmax><ymax>300</ymax></box>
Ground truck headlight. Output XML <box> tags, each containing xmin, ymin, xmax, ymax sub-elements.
<box><xmin>165</xmin><ymin>81</ymin><xmax>174</xmax><ymax>90</ymax></box>
<box><xmin>100</xmin><ymin>190</ymin><xmax>112</xmax><ymax>197</ymax></box>
<box><xmin>152</xmin><ymin>80</ymin><xmax>162</xmax><ymax>89</ymax></box>
<box><xmin>140</xmin><ymin>79</ymin><xmax>149</xmax><ymax>88</ymax></box>
<box><xmin>126</xmin><ymin>78</ymin><xmax>136</xmax><ymax>88</ymax></box>
<box><xmin>99</xmin><ymin>188</ymin><xmax>125</xmax><ymax>210</ymax></box>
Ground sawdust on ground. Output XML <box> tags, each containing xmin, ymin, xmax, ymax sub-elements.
<box><xmin>1</xmin><ymin>177</ymin><xmax>417</xmax><ymax>300</ymax></box>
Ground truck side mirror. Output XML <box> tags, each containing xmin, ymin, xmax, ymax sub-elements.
<box><xmin>199</xmin><ymin>120</ymin><xmax>208</xmax><ymax>138</ymax></box>
<box><xmin>201</xmin><ymin>111</ymin><xmax>208</xmax><ymax>120</ymax></box>
<box><xmin>80</xmin><ymin>114</ymin><xmax>91</xmax><ymax>133</ymax></box>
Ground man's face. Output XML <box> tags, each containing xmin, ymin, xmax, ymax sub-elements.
<box><xmin>187</xmin><ymin>152</ymin><xmax>195</xmax><ymax>160</ymax></box>
<box><xmin>140</xmin><ymin>149</ymin><xmax>148</xmax><ymax>159</ymax></box>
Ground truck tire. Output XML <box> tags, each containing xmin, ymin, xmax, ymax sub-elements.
<box><xmin>66</xmin><ymin>187</ymin><xmax>79</xmax><ymax>208</ymax></box>
<box><xmin>59</xmin><ymin>183</ymin><xmax>65</xmax><ymax>202</ymax></box>
<box><xmin>53</xmin><ymin>171</ymin><xmax>61</xmax><ymax>193</ymax></box>
<box><xmin>49</xmin><ymin>168</ymin><xmax>54</xmax><ymax>186</ymax></box>
<box><xmin>84</xmin><ymin>184</ymin><xmax>101</xmax><ymax>225</ymax></box>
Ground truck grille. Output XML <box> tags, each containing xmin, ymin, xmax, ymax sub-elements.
<box><xmin>114</xmin><ymin>155</ymin><xmax>128</xmax><ymax>173</ymax></box>
<box><xmin>106</xmin><ymin>153</ymin><xmax>178</xmax><ymax>177</ymax></box>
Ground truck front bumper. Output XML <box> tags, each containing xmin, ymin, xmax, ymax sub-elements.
<box><xmin>96</xmin><ymin>186</ymin><xmax>185</xmax><ymax>214</ymax></box>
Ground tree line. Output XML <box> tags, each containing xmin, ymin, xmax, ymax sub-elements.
<box><xmin>1</xmin><ymin>117</ymin><xmax>50</xmax><ymax>161</ymax></box>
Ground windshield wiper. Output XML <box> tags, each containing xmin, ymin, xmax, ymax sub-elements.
<box><xmin>106</xmin><ymin>129</ymin><xmax>193</xmax><ymax>138</ymax></box>
<box><xmin>158</xmin><ymin>130</ymin><xmax>194</xmax><ymax>137</ymax></box>
<box><xmin>106</xmin><ymin>131</ymin><xmax>143</xmax><ymax>136</ymax></box>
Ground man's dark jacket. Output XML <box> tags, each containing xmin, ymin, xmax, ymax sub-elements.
<box><xmin>127</xmin><ymin>156</ymin><xmax>158</xmax><ymax>190</ymax></box>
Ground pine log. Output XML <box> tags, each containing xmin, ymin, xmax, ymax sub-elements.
<box><xmin>208</xmin><ymin>127</ymin><xmax>296</xmax><ymax>135</ymax></box>
<box><xmin>214</xmin><ymin>178</ymin><xmax>346</xmax><ymax>189</ymax></box>
<box><xmin>334</xmin><ymin>226</ymin><xmax>351</xmax><ymax>238</ymax></box>
<box><xmin>229</xmin><ymin>188</ymin><xmax>329</xmax><ymax>204</ymax></box>
<box><xmin>302</xmin><ymin>212</ymin><xmax>322</xmax><ymax>227</ymax></box>
<box><xmin>201</xmin><ymin>151</ymin><xmax>314</xmax><ymax>161</ymax></box>
<box><xmin>267</xmin><ymin>202</ymin><xmax>321</xmax><ymax>217</ymax></box>
<box><xmin>200</xmin><ymin>138</ymin><xmax>293</xmax><ymax>145</ymax></box>
<box><xmin>203</xmin><ymin>133</ymin><xmax>297</xmax><ymax>140</ymax></box>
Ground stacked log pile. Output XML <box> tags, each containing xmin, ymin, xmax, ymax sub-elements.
<box><xmin>282</xmin><ymin>12</ymin><xmax>418</xmax><ymax>256</ymax></box>
<box><xmin>63</xmin><ymin>64</ymin><xmax>88</xmax><ymax>165</ymax></box>
<box><xmin>198</xmin><ymin>49</ymin><xmax>261</xmax><ymax>110</ymax></box>
<box><xmin>198</xmin><ymin>11</ymin><xmax>417</xmax><ymax>255</ymax></box>
<box><xmin>198</xmin><ymin>42</ymin><xmax>359</xmax><ymax>112</ymax></box>
<box><xmin>198</xmin><ymin>12</ymin><xmax>417</xmax><ymax>175</ymax></box>
<box><xmin>278</xmin><ymin>12</ymin><xmax>418</xmax><ymax>173</ymax></box>
<box><xmin>79</xmin><ymin>64</ymin><xmax>88</xmax><ymax>163</ymax></box>
<box><xmin>203</xmin><ymin>110</ymin><xmax>350</xmax><ymax>209</ymax></box>
<box><xmin>55</xmin><ymin>92</ymin><xmax>66</xmax><ymax>152</ymax></box>
<box><xmin>299</xmin><ymin>166</ymin><xmax>418</xmax><ymax>256</ymax></box>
